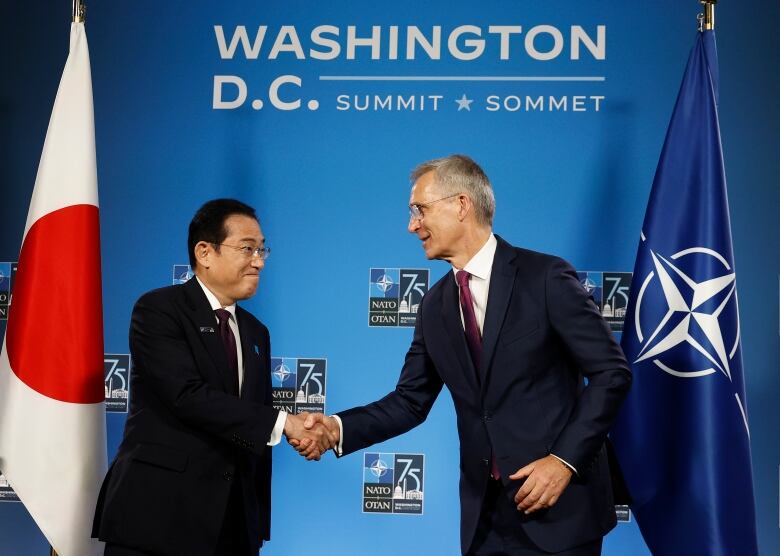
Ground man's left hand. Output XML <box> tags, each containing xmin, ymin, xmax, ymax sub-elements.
<box><xmin>509</xmin><ymin>455</ymin><xmax>573</xmax><ymax>514</ymax></box>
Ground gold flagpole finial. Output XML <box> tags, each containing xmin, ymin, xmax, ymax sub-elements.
<box><xmin>699</xmin><ymin>0</ymin><xmax>716</xmax><ymax>31</ymax></box>
<box><xmin>72</xmin><ymin>0</ymin><xmax>85</xmax><ymax>23</ymax></box>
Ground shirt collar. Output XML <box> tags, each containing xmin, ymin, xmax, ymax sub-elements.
<box><xmin>453</xmin><ymin>233</ymin><xmax>497</xmax><ymax>281</ymax></box>
<box><xmin>195</xmin><ymin>276</ymin><xmax>237</xmax><ymax>320</ymax></box>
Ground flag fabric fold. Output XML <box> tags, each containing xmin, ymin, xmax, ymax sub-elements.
<box><xmin>610</xmin><ymin>31</ymin><xmax>758</xmax><ymax>556</ymax></box>
<box><xmin>0</xmin><ymin>22</ymin><xmax>106</xmax><ymax>556</ymax></box>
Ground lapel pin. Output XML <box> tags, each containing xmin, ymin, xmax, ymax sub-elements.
<box><xmin>200</xmin><ymin>326</ymin><xmax>215</xmax><ymax>333</ymax></box>
<box><xmin>254</xmin><ymin>345</ymin><xmax>260</xmax><ymax>355</ymax></box>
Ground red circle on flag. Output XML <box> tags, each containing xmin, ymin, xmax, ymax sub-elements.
<box><xmin>6</xmin><ymin>204</ymin><xmax>105</xmax><ymax>403</ymax></box>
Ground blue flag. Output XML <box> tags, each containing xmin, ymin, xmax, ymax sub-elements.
<box><xmin>610</xmin><ymin>31</ymin><xmax>758</xmax><ymax>556</ymax></box>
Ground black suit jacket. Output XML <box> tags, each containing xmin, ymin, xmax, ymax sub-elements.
<box><xmin>338</xmin><ymin>236</ymin><xmax>632</xmax><ymax>553</ymax></box>
<box><xmin>93</xmin><ymin>278</ymin><xmax>279</xmax><ymax>555</ymax></box>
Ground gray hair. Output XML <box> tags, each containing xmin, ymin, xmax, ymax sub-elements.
<box><xmin>410</xmin><ymin>154</ymin><xmax>496</xmax><ymax>226</ymax></box>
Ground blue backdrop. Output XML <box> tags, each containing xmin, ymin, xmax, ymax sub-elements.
<box><xmin>2</xmin><ymin>1</ymin><xmax>779</xmax><ymax>554</ymax></box>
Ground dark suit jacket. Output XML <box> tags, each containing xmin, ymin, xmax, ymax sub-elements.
<box><xmin>338</xmin><ymin>236</ymin><xmax>632</xmax><ymax>554</ymax></box>
<box><xmin>93</xmin><ymin>277</ymin><xmax>279</xmax><ymax>556</ymax></box>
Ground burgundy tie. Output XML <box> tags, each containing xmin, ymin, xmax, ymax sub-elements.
<box><xmin>215</xmin><ymin>309</ymin><xmax>240</xmax><ymax>396</ymax></box>
<box><xmin>456</xmin><ymin>270</ymin><xmax>482</xmax><ymax>369</ymax></box>
<box><xmin>455</xmin><ymin>270</ymin><xmax>500</xmax><ymax>480</ymax></box>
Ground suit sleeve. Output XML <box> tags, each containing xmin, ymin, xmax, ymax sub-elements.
<box><xmin>337</xmin><ymin>294</ymin><xmax>444</xmax><ymax>456</ymax></box>
<box><xmin>130</xmin><ymin>293</ymin><xmax>279</xmax><ymax>457</ymax></box>
<box><xmin>545</xmin><ymin>257</ymin><xmax>632</xmax><ymax>473</ymax></box>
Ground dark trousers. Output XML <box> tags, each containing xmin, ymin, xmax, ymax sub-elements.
<box><xmin>214</xmin><ymin>477</ymin><xmax>251</xmax><ymax>556</ymax></box>
<box><xmin>467</xmin><ymin>478</ymin><xmax>603</xmax><ymax>556</ymax></box>
<box><xmin>104</xmin><ymin>480</ymin><xmax>251</xmax><ymax>556</ymax></box>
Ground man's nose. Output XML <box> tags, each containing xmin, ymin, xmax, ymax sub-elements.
<box><xmin>251</xmin><ymin>257</ymin><xmax>265</xmax><ymax>270</ymax></box>
<box><xmin>408</xmin><ymin>216</ymin><xmax>421</xmax><ymax>233</ymax></box>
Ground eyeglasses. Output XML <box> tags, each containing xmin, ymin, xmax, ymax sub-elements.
<box><xmin>214</xmin><ymin>243</ymin><xmax>271</xmax><ymax>260</ymax></box>
<box><xmin>409</xmin><ymin>193</ymin><xmax>461</xmax><ymax>221</ymax></box>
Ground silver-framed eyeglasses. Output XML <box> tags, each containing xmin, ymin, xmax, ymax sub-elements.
<box><xmin>214</xmin><ymin>243</ymin><xmax>271</xmax><ymax>260</ymax></box>
<box><xmin>409</xmin><ymin>193</ymin><xmax>461</xmax><ymax>221</ymax></box>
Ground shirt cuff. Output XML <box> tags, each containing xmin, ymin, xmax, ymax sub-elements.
<box><xmin>550</xmin><ymin>453</ymin><xmax>578</xmax><ymax>476</ymax></box>
<box><xmin>331</xmin><ymin>414</ymin><xmax>344</xmax><ymax>456</ymax></box>
<box><xmin>267</xmin><ymin>411</ymin><xmax>287</xmax><ymax>446</ymax></box>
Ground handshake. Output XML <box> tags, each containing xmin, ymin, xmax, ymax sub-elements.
<box><xmin>282</xmin><ymin>412</ymin><xmax>340</xmax><ymax>461</ymax></box>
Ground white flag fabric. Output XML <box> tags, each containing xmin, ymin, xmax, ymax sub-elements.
<box><xmin>0</xmin><ymin>22</ymin><xmax>107</xmax><ymax>556</ymax></box>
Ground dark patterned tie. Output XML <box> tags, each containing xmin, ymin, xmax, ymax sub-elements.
<box><xmin>456</xmin><ymin>270</ymin><xmax>482</xmax><ymax>369</ymax></box>
<box><xmin>215</xmin><ymin>309</ymin><xmax>240</xmax><ymax>396</ymax></box>
<box><xmin>455</xmin><ymin>270</ymin><xmax>500</xmax><ymax>479</ymax></box>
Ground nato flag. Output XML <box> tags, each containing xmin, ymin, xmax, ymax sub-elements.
<box><xmin>610</xmin><ymin>31</ymin><xmax>758</xmax><ymax>556</ymax></box>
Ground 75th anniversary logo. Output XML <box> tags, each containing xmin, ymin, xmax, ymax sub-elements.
<box><xmin>369</xmin><ymin>268</ymin><xmax>428</xmax><ymax>327</ymax></box>
<box><xmin>363</xmin><ymin>452</ymin><xmax>425</xmax><ymax>515</ymax></box>
<box><xmin>271</xmin><ymin>357</ymin><xmax>327</xmax><ymax>415</ymax></box>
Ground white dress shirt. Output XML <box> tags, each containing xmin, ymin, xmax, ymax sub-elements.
<box><xmin>196</xmin><ymin>277</ymin><xmax>286</xmax><ymax>446</ymax></box>
<box><xmin>453</xmin><ymin>234</ymin><xmax>497</xmax><ymax>334</ymax></box>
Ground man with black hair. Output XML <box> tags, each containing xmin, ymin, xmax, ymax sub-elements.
<box><xmin>93</xmin><ymin>199</ymin><xmax>334</xmax><ymax>556</ymax></box>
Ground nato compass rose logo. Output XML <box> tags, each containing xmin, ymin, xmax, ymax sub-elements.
<box><xmin>581</xmin><ymin>276</ymin><xmax>598</xmax><ymax>295</ymax></box>
<box><xmin>272</xmin><ymin>362</ymin><xmax>292</xmax><ymax>384</ymax></box>
<box><xmin>370</xmin><ymin>458</ymin><xmax>389</xmax><ymax>479</ymax></box>
<box><xmin>376</xmin><ymin>274</ymin><xmax>394</xmax><ymax>294</ymax></box>
<box><xmin>632</xmin><ymin>244</ymin><xmax>739</xmax><ymax>381</ymax></box>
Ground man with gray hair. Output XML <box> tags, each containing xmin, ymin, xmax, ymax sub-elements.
<box><xmin>299</xmin><ymin>155</ymin><xmax>631</xmax><ymax>555</ymax></box>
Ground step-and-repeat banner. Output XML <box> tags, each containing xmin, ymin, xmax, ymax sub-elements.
<box><xmin>2</xmin><ymin>1</ymin><xmax>779</xmax><ymax>554</ymax></box>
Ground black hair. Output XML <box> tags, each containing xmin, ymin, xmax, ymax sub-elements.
<box><xmin>187</xmin><ymin>198</ymin><xmax>257</xmax><ymax>269</ymax></box>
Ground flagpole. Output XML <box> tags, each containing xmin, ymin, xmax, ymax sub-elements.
<box><xmin>48</xmin><ymin>9</ymin><xmax>86</xmax><ymax>556</ymax></box>
<box><xmin>699</xmin><ymin>0</ymin><xmax>716</xmax><ymax>31</ymax></box>
<box><xmin>72</xmin><ymin>0</ymin><xmax>85</xmax><ymax>23</ymax></box>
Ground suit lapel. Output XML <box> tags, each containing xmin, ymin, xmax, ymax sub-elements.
<box><xmin>237</xmin><ymin>308</ymin><xmax>265</xmax><ymax>401</ymax></box>
<box><xmin>480</xmin><ymin>236</ymin><xmax>518</xmax><ymax>392</ymax></box>
<box><xmin>182</xmin><ymin>278</ymin><xmax>233</xmax><ymax>393</ymax></box>
<box><xmin>440</xmin><ymin>272</ymin><xmax>481</xmax><ymax>389</ymax></box>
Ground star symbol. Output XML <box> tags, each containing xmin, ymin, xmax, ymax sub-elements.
<box><xmin>635</xmin><ymin>251</ymin><xmax>736</xmax><ymax>379</ymax></box>
<box><xmin>370</xmin><ymin>458</ymin><xmax>388</xmax><ymax>479</ymax></box>
<box><xmin>455</xmin><ymin>94</ymin><xmax>474</xmax><ymax>111</ymax></box>
<box><xmin>376</xmin><ymin>274</ymin><xmax>393</xmax><ymax>293</ymax></box>
<box><xmin>272</xmin><ymin>364</ymin><xmax>291</xmax><ymax>384</ymax></box>
<box><xmin>581</xmin><ymin>277</ymin><xmax>597</xmax><ymax>295</ymax></box>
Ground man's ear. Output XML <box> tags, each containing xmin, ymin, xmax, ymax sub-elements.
<box><xmin>457</xmin><ymin>194</ymin><xmax>473</xmax><ymax>221</ymax></box>
<box><xmin>194</xmin><ymin>241</ymin><xmax>212</xmax><ymax>269</ymax></box>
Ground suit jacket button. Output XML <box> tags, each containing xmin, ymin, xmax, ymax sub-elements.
<box><xmin>482</xmin><ymin>411</ymin><xmax>492</xmax><ymax>421</ymax></box>
<box><xmin>482</xmin><ymin>459</ymin><xmax>489</xmax><ymax>467</ymax></box>
<box><xmin>223</xmin><ymin>472</ymin><xmax>233</xmax><ymax>482</ymax></box>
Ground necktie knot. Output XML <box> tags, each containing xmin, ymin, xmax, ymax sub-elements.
<box><xmin>456</xmin><ymin>270</ymin><xmax>471</xmax><ymax>288</ymax></box>
<box><xmin>215</xmin><ymin>308</ymin><xmax>231</xmax><ymax>326</ymax></box>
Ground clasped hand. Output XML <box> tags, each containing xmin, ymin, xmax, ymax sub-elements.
<box><xmin>510</xmin><ymin>454</ymin><xmax>573</xmax><ymax>514</ymax></box>
<box><xmin>283</xmin><ymin>412</ymin><xmax>339</xmax><ymax>461</ymax></box>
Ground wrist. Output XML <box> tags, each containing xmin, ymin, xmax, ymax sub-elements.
<box><xmin>283</xmin><ymin>414</ymin><xmax>299</xmax><ymax>437</ymax></box>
